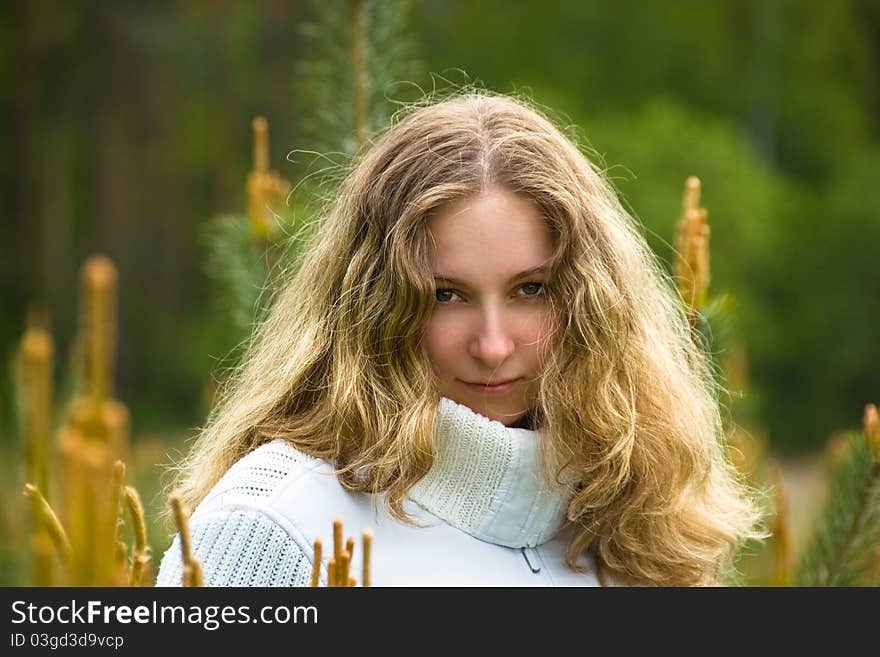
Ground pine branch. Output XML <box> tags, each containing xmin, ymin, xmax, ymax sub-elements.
<box><xmin>349</xmin><ymin>0</ymin><xmax>369</xmax><ymax>148</ymax></box>
<box><xmin>202</xmin><ymin>1</ymin><xmax>423</xmax><ymax>360</ymax></box>
<box><xmin>672</xmin><ymin>177</ymin><xmax>736</xmax><ymax>396</ymax></box>
<box><xmin>694</xmin><ymin>292</ymin><xmax>737</xmax><ymax>393</ymax></box>
<box><xmin>201</xmin><ymin>212</ymin><xmax>271</xmax><ymax>355</ymax></box>
<box><xmin>295</xmin><ymin>0</ymin><xmax>422</xmax><ymax>160</ymax></box>
<box><xmin>794</xmin><ymin>432</ymin><xmax>880</xmax><ymax>586</ymax></box>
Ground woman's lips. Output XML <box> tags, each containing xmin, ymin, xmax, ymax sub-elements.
<box><xmin>461</xmin><ymin>378</ymin><xmax>521</xmax><ymax>395</ymax></box>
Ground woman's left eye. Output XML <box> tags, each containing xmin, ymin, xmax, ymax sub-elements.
<box><xmin>516</xmin><ymin>282</ymin><xmax>545</xmax><ymax>297</ymax></box>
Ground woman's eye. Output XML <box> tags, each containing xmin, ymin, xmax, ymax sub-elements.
<box><xmin>517</xmin><ymin>282</ymin><xmax>546</xmax><ymax>297</ymax></box>
<box><xmin>435</xmin><ymin>284</ymin><xmax>544</xmax><ymax>303</ymax></box>
<box><xmin>435</xmin><ymin>288</ymin><xmax>462</xmax><ymax>303</ymax></box>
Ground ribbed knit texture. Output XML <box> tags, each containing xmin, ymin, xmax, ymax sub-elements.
<box><xmin>156</xmin><ymin>398</ymin><xmax>575</xmax><ymax>585</ymax></box>
<box><xmin>197</xmin><ymin>440</ymin><xmax>311</xmax><ymax>515</ymax></box>
<box><xmin>410</xmin><ymin>397</ymin><xmax>573</xmax><ymax>547</ymax></box>
<box><xmin>157</xmin><ymin>510</ymin><xmax>312</xmax><ymax>586</ymax></box>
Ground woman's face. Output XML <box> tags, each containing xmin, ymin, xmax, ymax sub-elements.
<box><xmin>422</xmin><ymin>185</ymin><xmax>555</xmax><ymax>426</ymax></box>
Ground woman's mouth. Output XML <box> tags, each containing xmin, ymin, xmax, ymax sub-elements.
<box><xmin>461</xmin><ymin>378</ymin><xmax>521</xmax><ymax>395</ymax></box>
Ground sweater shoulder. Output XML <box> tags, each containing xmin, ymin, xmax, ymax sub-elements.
<box><xmin>155</xmin><ymin>507</ymin><xmax>315</xmax><ymax>587</ymax></box>
<box><xmin>195</xmin><ymin>439</ymin><xmax>331</xmax><ymax>518</ymax></box>
<box><xmin>156</xmin><ymin>441</ymin><xmax>332</xmax><ymax>587</ymax></box>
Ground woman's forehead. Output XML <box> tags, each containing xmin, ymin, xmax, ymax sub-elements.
<box><xmin>426</xmin><ymin>187</ymin><xmax>553</xmax><ymax>274</ymax></box>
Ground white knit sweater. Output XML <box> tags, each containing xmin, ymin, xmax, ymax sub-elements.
<box><xmin>156</xmin><ymin>398</ymin><xmax>602</xmax><ymax>586</ymax></box>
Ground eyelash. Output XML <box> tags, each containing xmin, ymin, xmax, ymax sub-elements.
<box><xmin>434</xmin><ymin>282</ymin><xmax>546</xmax><ymax>303</ymax></box>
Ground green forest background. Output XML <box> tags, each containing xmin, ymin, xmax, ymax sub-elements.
<box><xmin>1</xmin><ymin>1</ymin><xmax>879</xmax><ymax>584</ymax></box>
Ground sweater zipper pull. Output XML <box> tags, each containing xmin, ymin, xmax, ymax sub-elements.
<box><xmin>521</xmin><ymin>547</ymin><xmax>542</xmax><ymax>573</ymax></box>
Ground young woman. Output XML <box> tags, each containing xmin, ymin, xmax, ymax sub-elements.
<box><xmin>156</xmin><ymin>92</ymin><xmax>765</xmax><ymax>587</ymax></box>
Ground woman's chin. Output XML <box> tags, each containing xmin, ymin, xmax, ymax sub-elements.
<box><xmin>443</xmin><ymin>395</ymin><xmax>528</xmax><ymax>427</ymax></box>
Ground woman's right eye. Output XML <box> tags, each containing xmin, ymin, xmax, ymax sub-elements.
<box><xmin>435</xmin><ymin>288</ymin><xmax>462</xmax><ymax>303</ymax></box>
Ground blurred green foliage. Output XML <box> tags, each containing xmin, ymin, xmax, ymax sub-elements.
<box><xmin>1</xmin><ymin>0</ymin><xmax>878</xmax><ymax>459</ymax></box>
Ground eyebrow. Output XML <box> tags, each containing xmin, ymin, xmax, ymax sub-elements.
<box><xmin>432</xmin><ymin>264</ymin><xmax>551</xmax><ymax>286</ymax></box>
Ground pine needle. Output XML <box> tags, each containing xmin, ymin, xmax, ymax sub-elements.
<box><xmin>123</xmin><ymin>486</ymin><xmax>150</xmax><ymax>586</ymax></box>
<box><xmin>310</xmin><ymin>538</ymin><xmax>322</xmax><ymax>587</ymax></box>
<box><xmin>23</xmin><ymin>483</ymin><xmax>72</xmax><ymax>566</ymax></box>
<box><xmin>362</xmin><ymin>528</ymin><xmax>372</xmax><ymax>587</ymax></box>
<box><xmin>170</xmin><ymin>493</ymin><xmax>204</xmax><ymax>587</ymax></box>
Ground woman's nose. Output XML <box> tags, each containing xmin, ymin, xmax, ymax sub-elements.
<box><xmin>469</xmin><ymin>308</ymin><xmax>515</xmax><ymax>366</ymax></box>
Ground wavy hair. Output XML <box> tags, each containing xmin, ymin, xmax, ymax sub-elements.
<box><xmin>170</xmin><ymin>91</ymin><xmax>766</xmax><ymax>586</ymax></box>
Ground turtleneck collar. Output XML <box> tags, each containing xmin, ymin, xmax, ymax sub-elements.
<box><xmin>408</xmin><ymin>397</ymin><xmax>574</xmax><ymax>549</ymax></box>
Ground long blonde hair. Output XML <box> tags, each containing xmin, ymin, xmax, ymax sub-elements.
<box><xmin>170</xmin><ymin>91</ymin><xmax>765</xmax><ymax>586</ymax></box>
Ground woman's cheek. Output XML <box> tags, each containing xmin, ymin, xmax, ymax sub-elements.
<box><xmin>526</xmin><ymin>309</ymin><xmax>556</xmax><ymax>369</ymax></box>
<box><xmin>422</xmin><ymin>315</ymin><xmax>459</xmax><ymax>373</ymax></box>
